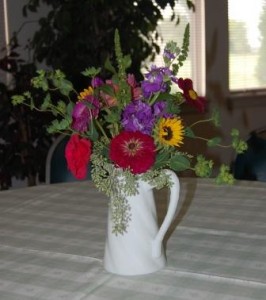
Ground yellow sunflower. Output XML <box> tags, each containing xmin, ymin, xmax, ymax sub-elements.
<box><xmin>156</xmin><ymin>117</ymin><xmax>184</xmax><ymax>147</ymax></box>
<box><xmin>78</xmin><ymin>86</ymin><xmax>94</xmax><ymax>100</ymax></box>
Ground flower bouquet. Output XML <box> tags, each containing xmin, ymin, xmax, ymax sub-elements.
<box><xmin>12</xmin><ymin>26</ymin><xmax>247</xmax><ymax>235</ymax></box>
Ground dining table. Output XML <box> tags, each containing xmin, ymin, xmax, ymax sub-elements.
<box><xmin>0</xmin><ymin>177</ymin><xmax>266</xmax><ymax>300</ymax></box>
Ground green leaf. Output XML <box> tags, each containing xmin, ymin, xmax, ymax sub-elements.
<box><xmin>122</xmin><ymin>55</ymin><xmax>132</xmax><ymax>69</ymax></box>
<box><xmin>58</xmin><ymin>118</ymin><xmax>71</xmax><ymax>130</ymax></box>
<box><xmin>156</xmin><ymin>92</ymin><xmax>176</xmax><ymax>102</ymax></box>
<box><xmin>47</xmin><ymin>119</ymin><xmax>60</xmax><ymax>133</ymax></box>
<box><xmin>11</xmin><ymin>95</ymin><xmax>25</xmax><ymax>105</ymax></box>
<box><xmin>58</xmin><ymin>79</ymin><xmax>73</xmax><ymax>96</ymax></box>
<box><xmin>31</xmin><ymin>70</ymin><xmax>49</xmax><ymax>91</ymax></box>
<box><xmin>104</xmin><ymin>57</ymin><xmax>117</xmax><ymax>74</ymax></box>
<box><xmin>57</xmin><ymin>100</ymin><xmax>67</xmax><ymax>114</ymax></box>
<box><xmin>66</xmin><ymin>102</ymin><xmax>74</xmax><ymax>115</ymax></box>
<box><xmin>169</xmin><ymin>154</ymin><xmax>190</xmax><ymax>171</ymax></box>
<box><xmin>104</xmin><ymin>111</ymin><xmax>120</xmax><ymax>123</ymax></box>
<box><xmin>41</xmin><ymin>93</ymin><xmax>51</xmax><ymax>110</ymax></box>
<box><xmin>99</xmin><ymin>84</ymin><xmax>116</xmax><ymax>97</ymax></box>
<box><xmin>231</xmin><ymin>128</ymin><xmax>239</xmax><ymax>137</ymax></box>
<box><xmin>81</xmin><ymin>67</ymin><xmax>101</xmax><ymax>77</ymax></box>
<box><xmin>211</xmin><ymin>108</ymin><xmax>221</xmax><ymax>127</ymax></box>
<box><xmin>86</xmin><ymin>121</ymin><xmax>99</xmax><ymax>141</ymax></box>
<box><xmin>185</xmin><ymin>127</ymin><xmax>195</xmax><ymax>138</ymax></box>
<box><xmin>207</xmin><ymin>137</ymin><xmax>221</xmax><ymax>147</ymax></box>
<box><xmin>153</xmin><ymin>151</ymin><xmax>170</xmax><ymax>169</ymax></box>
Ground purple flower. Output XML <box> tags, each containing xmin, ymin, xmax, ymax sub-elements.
<box><xmin>152</xmin><ymin>101</ymin><xmax>170</xmax><ymax>118</ymax></box>
<box><xmin>163</xmin><ymin>49</ymin><xmax>176</xmax><ymax>60</ymax></box>
<box><xmin>72</xmin><ymin>96</ymin><xmax>100</xmax><ymax>132</ymax></box>
<box><xmin>153</xmin><ymin>101</ymin><xmax>166</xmax><ymax>117</ymax></box>
<box><xmin>91</xmin><ymin>77</ymin><xmax>104</xmax><ymax>88</ymax></box>
<box><xmin>122</xmin><ymin>100</ymin><xmax>155</xmax><ymax>135</ymax></box>
<box><xmin>141</xmin><ymin>66</ymin><xmax>172</xmax><ymax>98</ymax></box>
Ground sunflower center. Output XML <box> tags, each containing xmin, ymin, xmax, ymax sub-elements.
<box><xmin>188</xmin><ymin>89</ymin><xmax>198</xmax><ymax>100</ymax></box>
<box><xmin>123</xmin><ymin>138</ymin><xmax>143</xmax><ymax>156</ymax></box>
<box><xmin>163</xmin><ymin>126</ymin><xmax>173</xmax><ymax>141</ymax></box>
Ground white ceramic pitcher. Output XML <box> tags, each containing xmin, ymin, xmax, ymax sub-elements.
<box><xmin>104</xmin><ymin>169</ymin><xmax>180</xmax><ymax>276</ymax></box>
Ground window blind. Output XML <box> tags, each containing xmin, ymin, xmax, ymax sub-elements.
<box><xmin>228</xmin><ymin>0</ymin><xmax>266</xmax><ymax>91</ymax></box>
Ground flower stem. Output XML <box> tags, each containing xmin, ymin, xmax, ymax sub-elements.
<box><xmin>95</xmin><ymin>119</ymin><xmax>109</xmax><ymax>141</ymax></box>
<box><xmin>190</xmin><ymin>118</ymin><xmax>213</xmax><ymax>128</ymax></box>
<box><xmin>149</xmin><ymin>92</ymin><xmax>160</xmax><ymax>105</ymax></box>
<box><xmin>193</xmin><ymin>136</ymin><xmax>231</xmax><ymax>148</ymax></box>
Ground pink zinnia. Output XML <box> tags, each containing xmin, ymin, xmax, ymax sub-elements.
<box><xmin>109</xmin><ymin>131</ymin><xmax>156</xmax><ymax>174</ymax></box>
<box><xmin>72</xmin><ymin>95</ymin><xmax>100</xmax><ymax>132</ymax></box>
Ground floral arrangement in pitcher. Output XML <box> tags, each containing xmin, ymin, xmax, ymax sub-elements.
<box><xmin>12</xmin><ymin>26</ymin><xmax>247</xmax><ymax>234</ymax></box>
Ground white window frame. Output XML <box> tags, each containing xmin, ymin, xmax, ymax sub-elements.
<box><xmin>191</xmin><ymin>0</ymin><xmax>205</xmax><ymax>96</ymax></box>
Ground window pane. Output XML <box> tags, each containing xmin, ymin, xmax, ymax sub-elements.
<box><xmin>228</xmin><ymin>0</ymin><xmax>266</xmax><ymax>91</ymax></box>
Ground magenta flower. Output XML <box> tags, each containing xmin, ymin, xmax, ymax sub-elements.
<box><xmin>91</xmin><ymin>77</ymin><xmax>104</xmax><ymax>88</ymax></box>
<box><xmin>122</xmin><ymin>100</ymin><xmax>154</xmax><ymax>135</ymax></box>
<box><xmin>72</xmin><ymin>95</ymin><xmax>100</xmax><ymax>132</ymax></box>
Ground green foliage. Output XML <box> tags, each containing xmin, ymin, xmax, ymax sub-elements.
<box><xmin>114</xmin><ymin>30</ymin><xmax>132</xmax><ymax>107</ymax></box>
<box><xmin>163</xmin><ymin>40</ymin><xmax>181</xmax><ymax>67</ymax></box>
<box><xmin>169</xmin><ymin>154</ymin><xmax>191</xmax><ymax>171</ymax></box>
<box><xmin>194</xmin><ymin>155</ymin><xmax>213</xmax><ymax>178</ymax></box>
<box><xmin>184</xmin><ymin>127</ymin><xmax>195</xmax><ymax>138</ymax></box>
<box><xmin>172</xmin><ymin>23</ymin><xmax>190</xmax><ymax>74</ymax></box>
<box><xmin>81</xmin><ymin>67</ymin><xmax>102</xmax><ymax>78</ymax></box>
<box><xmin>178</xmin><ymin>24</ymin><xmax>190</xmax><ymax>63</ymax></box>
<box><xmin>211</xmin><ymin>108</ymin><xmax>221</xmax><ymax>127</ymax></box>
<box><xmin>215</xmin><ymin>164</ymin><xmax>235</xmax><ymax>185</ymax></box>
<box><xmin>207</xmin><ymin>137</ymin><xmax>222</xmax><ymax>147</ymax></box>
<box><xmin>153</xmin><ymin>151</ymin><xmax>170</xmax><ymax>169</ymax></box>
<box><xmin>231</xmin><ymin>129</ymin><xmax>248</xmax><ymax>154</ymax></box>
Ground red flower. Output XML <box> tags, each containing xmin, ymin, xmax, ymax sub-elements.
<box><xmin>109</xmin><ymin>131</ymin><xmax>156</xmax><ymax>174</ymax></box>
<box><xmin>65</xmin><ymin>134</ymin><xmax>92</xmax><ymax>179</ymax></box>
<box><xmin>178</xmin><ymin>78</ymin><xmax>207</xmax><ymax>113</ymax></box>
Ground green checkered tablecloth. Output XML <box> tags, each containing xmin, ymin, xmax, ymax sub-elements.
<box><xmin>0</xmin><ymin>178</ymin><xmax>265</xmax><ymax>299</ymax></box>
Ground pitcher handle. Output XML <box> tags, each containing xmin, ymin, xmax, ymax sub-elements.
<box><xmin>152</xmin><ymin>169</ymin><xmax>180</xmax><ymax>258</ymax></box>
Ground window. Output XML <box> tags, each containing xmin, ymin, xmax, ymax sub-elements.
<box><xmin>145</xmin><ymin>0</ymin><xmax>205</xmax><ymax>95</ymax></box>
<box><xmin>228</xmin><ymin>0</ymin><xmax>266</xmax><ymax>91</ymax></box>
